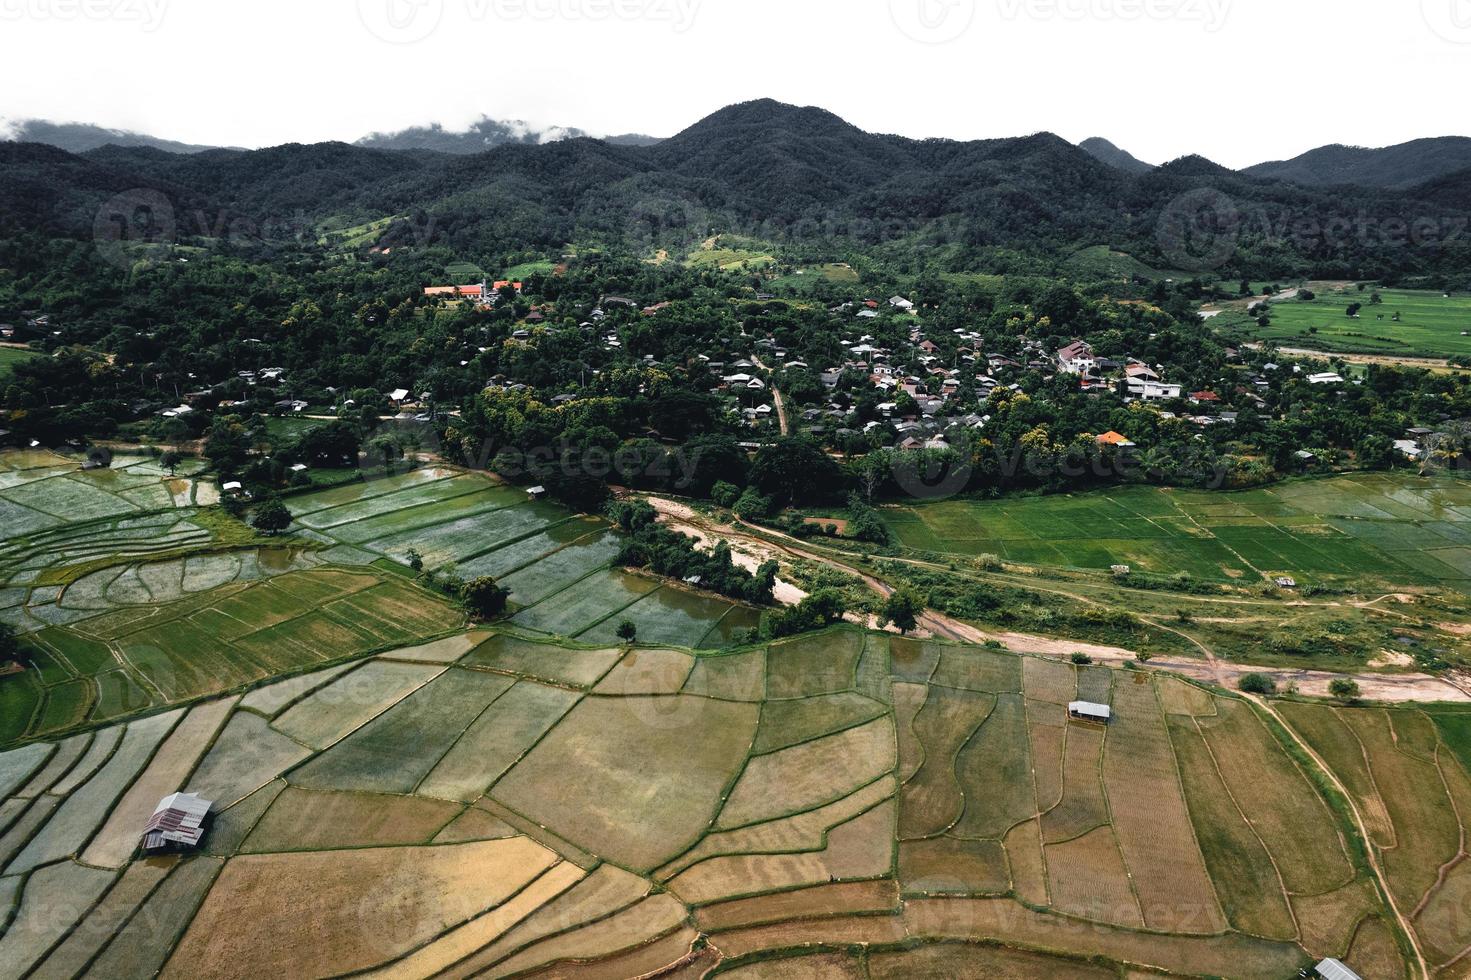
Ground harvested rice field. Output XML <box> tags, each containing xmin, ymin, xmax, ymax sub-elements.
<box><xmin>0</xmin><ymin>627</ymin><xmax>1425</xmax><ymax>978</ymax></box>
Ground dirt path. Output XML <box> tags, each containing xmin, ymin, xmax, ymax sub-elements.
<box><xmin>643</xmin><ymin>496</ymin><xmax>1471</xmax><ymax>703</ymax></box>
<box><xmin>750</xmin><ymin>354</ymin><xmax>789</xmax><ymax>436</ymax></box>
<box><xmin>1273</xmin><ymin>347</ymin><xmax>1459</xmax><ymax>373</ymax></box>
<box><xmin>1253</xmin><ymin>694</ymin><xmax>1432</xmax><ymax>980</ymax></box>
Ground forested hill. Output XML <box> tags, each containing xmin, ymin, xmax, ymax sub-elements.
<box><xmin>3</xmin><ymin>99</ymin><xmax>1469</xmax><ymax>278</ymax></box>
<box><xmin>1245</xmin><ymin>137</ymin><xmax>1471</xmax><ymax>190</ymax></box>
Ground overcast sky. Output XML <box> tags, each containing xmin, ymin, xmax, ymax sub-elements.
<box><xmin>2</xmin><ymin>0</ymin><xmax>1468</xmax><ymax>167</ymax></box>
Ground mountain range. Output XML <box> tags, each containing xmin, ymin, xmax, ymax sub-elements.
<box><xmin>2</xmin><ymin>100</ymin><xmax>1468</xmax><ymax>281</ymax></box>
<box><xmin>8</xmin><ymin>112</ymin><xmax>1470</xmax><ymax>193</ymax></box>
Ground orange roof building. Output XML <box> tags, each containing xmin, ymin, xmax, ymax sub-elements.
<box><xmin>1096</xmin><ymin>431</ymin><xmax>1136</xmax><ymax>448</ymax></box>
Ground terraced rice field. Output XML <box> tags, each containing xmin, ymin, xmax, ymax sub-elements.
<box><xmin>1</xmin><ymin>456</ymin><xmax>755</xmax><ymax>747</ymax></box>
<box><xmin>0</xmin><ymin>566</ymin><xmax>465</xmax><ymax>748</ymax></box>
<box><xmin>290</xmin><ymin>466</ymin><xmax>758</xmax><ymax>648</ymax></box>
<box><xmin>885</xmin><ymin>472</ymin><xmax>1471</xmax><ymax>589</ymax></box>
<box><xmin>0</xmin><ymin>628</ymin><xmax>1413</xmax><ymax>978</ymax></box>
<box><xmin>1283</xmin><ymin>700</ymin><xmax>1471</xmax><ymax>974</ymax></box>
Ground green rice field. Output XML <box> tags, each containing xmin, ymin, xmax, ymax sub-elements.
<box><xmin>884</xmin><ymin>473</ymin><xmax>1471</xmax><ymax>589</ymax></box>
<box><xmin>1219</xmin><ymin>287</ymin><xmax>1471</xmax><ymax>358</ymax></box>
<box><xmin>0</xmin><ymin>453</ymin><xmax>757</xmax><ymax>747</ymax></box>
<box><xmin>291</xmin><ymin>466</ymin><xmax>760</xmax><ymax>649</ymax></box>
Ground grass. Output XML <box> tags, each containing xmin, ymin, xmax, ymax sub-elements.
<box><xmin>1218</xmin><ymin>286</ymin><xmax>1471</xmax><ymax>358</ymax></box>
<box><xmin>0</xmin><ymin>346</ymin><xmax>39</xmax><ymax>378</ymax></box>
<box><xmin>1062</xmin><ymin>245</ymin><xmax>1168</xmax><ymax>282</ymax></box>
<box><xmin>500</xmin><ymin>259</ymin><xmax>557</xmax><ymax>280</ymax></box>
<box><xmin>884</xmin><ymin>474</ymin><xmax>1471</xmax><ymax>589</ymax></box>
<box><xmin>768</xmin><ymin>263</ymin><xmax>862</xmax><ymax>291</ymax></box>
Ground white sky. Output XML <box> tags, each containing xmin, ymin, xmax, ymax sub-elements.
<box><xmin>0</xmin><ymin>0</ymin><xmax>1467</xmax><ymax>167</ymax></box>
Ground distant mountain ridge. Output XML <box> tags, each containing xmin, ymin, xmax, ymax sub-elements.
<box><xmin>3</xmin><ymin>99</ymin><xmax>1469</xmax><ymax>282</ymax></box>
<box><xmin>3</xmin><ymin>116</ymin><xmax>664</xmax><ymax>158</ymax></box>
<box><xmin>0</xmin><ymin>119</ymin><xmax>229</xmax><ymax>155</ymax></box>
<box><xmin>354</xmin><ymin>116</ymin><xmax>663</xmax><ymax>153</ymax></box>
<box><xmin>1245</xmin><ymin>137</ymin><xmax>1471</xmax><ymax>190</ymax></box>
<box><xmin>1078</xmin><ymin>137</ymin><xmax>1153</xmax><ymax>175</ymax></box>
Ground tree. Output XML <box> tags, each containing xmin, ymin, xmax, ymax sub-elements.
<box><xmin>616</xmin><ymin>620</ymin><xmax>638</xmax><ymax>644</ymax></box>
<box><xmin>251</xmin><ymin>496</ymin><xmax>291</xmax><ymax>535</ymax></box>
<box><xmin>160</xmin><ymin>450</ymin><xmax>181</xmax><ymax>476</ymax></box>
<box><xmin>462</xmin><ymin>577</ymin><xmax>509</xmax><ymax>620</ymax></box>
<box><xmin>1357</xmin><ymin>434</ymin><xmax>1395</xmax><ymax>470</ymax></box>
<box><xmin>733</xmin><ymin>488</ymin><xmax>771</xmax><ymax>520</ymax></box>
<box><xmin>0</xmin><ymin>622</ymin><xmax>18</xmax><ymax>665</ymax></box>
<box><xmin>204</xmin><ymin>417</ymin><xmax>252</xmax><ymax>477</ymax></box>
<box><xmin>406</xmin><ymin>548</ymin><xmax>424</xmax><ymax>573</ymax></box>
<box><xmin>1239</xmin><ymin>673</ymin><xmax>1277</xmax><ymax>695</ymax></box>
<box><xmin>1346</xmin><ymin>303</ymin><xmax>1362</xmax><ymax>318</ymax></box>
<box><xmin>880</xmin><ymin>589</ymin><xmax>924</xmax><ymax>635</ymax></box>
<box><xmin>750</xmin><ymin>437</ymin><xmax>842</xmax><ymax>506</ymax></box>
<box><xmin>1071</xmin><ymin>653</ymin><xmax>1093</xmax><ymax>665</ymax></box>
<box><xmin>710</xmin><ymin>481</ymin><xmax>741</xmax><ymax>508</ymax></box>
<box><xmin>1328</xmin><ymin>678</ymin><xmax>1362</xmax><ymax>701</ymax></box>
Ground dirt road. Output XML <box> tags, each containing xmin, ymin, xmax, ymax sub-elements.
<box><xmin>644</xmin><ymin>495</ymin><xmax>1471</xmax><ymax>703</ymax></box>
<box><xmin>750</xmin><ymin>354</ymin><xmax>789</xmax><ymax>435</ymax></box>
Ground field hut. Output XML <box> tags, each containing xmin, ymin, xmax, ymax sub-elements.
<box><xmin>141</xmin><ymin>792</ymin><xmax>213</xmax><ymax>854</ymax></box>
<box><xmin>1068</xmin><ymin>701</ymin><xmax>1112</xmax><ymax>724</ymax></box>
<box><xmin>526</xmin><ymin>486</ymin><xmax>547</xmax><ymax>501</ymax></box>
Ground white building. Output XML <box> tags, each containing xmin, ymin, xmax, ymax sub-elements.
<box><xmin>1126</xmin><ymin>379</ymin><xmax>1183</xmax><ymax>401</ymax></box>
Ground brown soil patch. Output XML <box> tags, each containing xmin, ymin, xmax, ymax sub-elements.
<box><xmin>163</xmin><ymin>838</ymin><xmax>558</xmax><ymax>978</ymax></box>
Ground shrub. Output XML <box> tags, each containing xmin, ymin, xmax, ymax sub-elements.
<box><xmin>1239</xmin><ymin>673</ymin><xmax>1277</xmax><ymax>695</ymax></box>
<box><xmin>1328</xmin><ymin>678</ymin><xmax>1362</xmax><ymax>701</ymax></box>
<box><xmin>733</xmin><ymin>488</ymin><xmax>772</xmax><ymax>520</ymax></box>
<box><xmin>461</xmin><ymin>577</ymin><xmax>509</xmax><ymax>620</ymax></box>
<box><xmin>1071</xmin><ymin>653</ymin><xmax>1093</xmax><ymax>665</ymax></box>
<box><xmin>710</xmin><ymin>481</ymin><xmax>741</xmax><ymax>508</ymax></box>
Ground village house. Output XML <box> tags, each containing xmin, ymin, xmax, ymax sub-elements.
<box><xmin>1127</xmin><ymin>379</ymin><xmax>1183</xmax><ymax>402</ymax></box>
<box><xmin>1057</xmin><ymin>341</ymin><xmax>1096</xmax><ymax>375</ymax></box>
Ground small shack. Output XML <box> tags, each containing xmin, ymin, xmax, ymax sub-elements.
<box><xmin>526</xmin><ymin>486</ymin><xmax>547</xmax><ymax>501</ymax></box>
<box><xmin>1068</xmin><ymin>701</ymin><xmax>1112</xmax><ymax>724</ymax></box>
<box><xmin>1315</xmin><ymin>959</ymin><xmax>1362</xmax><ymax>980</ymax></box>
<box><xmin>141</xmin><ymin>792</ymin><xmax>213</xmax><ymax>854</ymax></box>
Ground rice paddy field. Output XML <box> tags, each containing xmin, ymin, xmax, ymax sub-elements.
<box><xmin>1218</xmin><ymin>287</ymin><xmax>1471</xmax><ymax>358</ymax></box>
<box><xmin>286</xmin><ymin>464</ymin><xmax>759</xmax><ymax>650</ymax></box>
<box><xmin>884</xmin><ymin>472</ymin><xmax>1471</xmax><ymax>590</ymax></box>
<box><xmin>0</xmin><ymin>453</ymin><xmax>754</xmax><ymax>749</ymax></box>
<box><xmin>0</xmin><ymin>627</ymin><xmax>1420</xmax><ymax>978</ymax></box>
